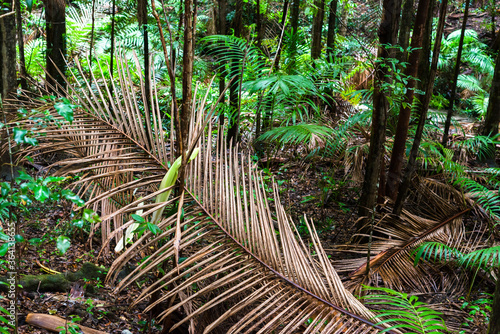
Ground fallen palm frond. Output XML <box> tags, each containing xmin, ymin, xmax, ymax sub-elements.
<box><xmin>333</xmin><ymin>178</ymin><xmax>486</xmax><ymax>295</ymax></box>
<box><xmin>6</xmin><ymin>54</ymin><xmax>393</xmax><ymax>333</ymax></box>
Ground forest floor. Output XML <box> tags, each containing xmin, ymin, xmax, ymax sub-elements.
<box><xmin>6</xmin><ymin>2</ymin><xmax>500</xmax><ymax>334</ymax></box>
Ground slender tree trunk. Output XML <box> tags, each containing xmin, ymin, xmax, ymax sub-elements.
<box><xmin>481</xmin><ymin>49</ymin><xmax>500</xmax><ymax>163</ymax></box>
<box><xmin>338</xmin><ymin>0</ymin><xmax>348</xmax><ymax>37</ymax></box>
<box><xmin>311</xmin><ymin>0</ymin><xmax>325</xmax><ymax>60</ymax></box>
<box><xmin>273</xmin><ymin>0</ymin><xmax>289</xmax><ymax>69</ymax></box>
<box><xmin>110</xmin><ymin>0</ymin><xmax>116</xmax><ymax>78</ymax></box>
<box><xmin>256</xmin><ymin>0</ymin><xmax>262</xmax><ymax>50</ymax></box>
<box><xmin>357</xmin><ymin>0</ymin><xmax>401</xmax><ymax>228</ymax></box>
<box><xmin>138</xmin><ymin>0</ymin><xmax>151</xmax><ymax>118</ymax></box>
<box><xmin>15</xmin><ymin>0</ymin><xmax>27</xmax><ymax>89</ymax></box>
<box><xmin>227</xmin><ymin>0</ymin><xmax>243</xmax><ymax>143</ymax></box>
<box><xmin>0</xmin><ymin>0</ymin><xmax>16</xmax><ymax>101</ymax></box>
<box><xmin>393</xmin><ymin>0</ymin><xmax>448</xmax><ymax>215</ymax></box>
<box><xmin>288</xmin><ymin>0</ymin><xmax>301</xmax><ymax>70</ymax></box>
<box><xmin>217</xmin><ymin>0</ymin><xmax>227</xmax><ymax>128</ymax></box>
<box><xmin>326</xmin><ymin>0</ymin><xmax>338</xmax><ymax>61</ymax></box>
<box><xmin>45</xmin><ymin>0</ymin><xmax>66</xmax><ymax>92</ymax></box>
<box><xmin>89</xmin><ymin>0</ymin><xmax>95</xmax><ymax>62</ymax></box>
<box><xmin>415</xmin><ymin>0</ymin><xmax>435</xmax><ymax>93</ymax></box>
<box><xmin>385</xmin><ymin>0</ymin><xmax>432</xmax><ymax>200</ymax></box>
<box><xmin>442</xmin><ymin>0</ymin><xmax>470</xmax><ymax>146</ymax></box>
<box><xmin>396</xmin><ymin>0</ymin><xmax>415</xmax><ymax>63</ymax></box>
<box><xmin>180</xmin><ymin>0</ymin><xmax>195</xmax><ymax>156</ymax></box>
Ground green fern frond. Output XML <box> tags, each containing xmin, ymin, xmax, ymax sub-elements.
<box><xmin>362</xmin><ymin>286</ymin><xmax>448</xmax><ymax>334</ymax></box>
<box><xmin>454</xmin><ymin>135</ymin><xmax>496</xmax><ymax>159</ymax></box>
<box><xmin>462</xmin><ymin>48</ymin><xmax>494</xmax><ymax>74</ymax></box>
<box><xmin>456</xmin><ymin>74</ymin><xmax>484</xmax><ymax>93</ymax></box>
<box><xmin>460</xmin><ymin>246</ymin><xmax>500</xmax><ymax>270</ymax></box>
<box><xmin>414</xmin><ymin>241</ymin><xmax>500</xmax><ymax>273</ymax></box>
<box><xmin>201</xmin><ymin>34</ymin><xmax>266</xmax><ymax>84</ymax></box>
<box><xmin>453</xmin><ymin>176</ymin><xmax>500</xmax><ymax>219</ymax></box>
<box><xmin>326</xmin><ymin>110</ymin><xmax>371</xmax><ymax>155</ymax></box>
<box><xmin>413</xmin><ymin>242</ymin><xmax>464</xmax><ymax>266</ymax></box>
<box><xmin>471</xmin><ymin>93</ymin><xmax>489</xmax><ymax>118</ymax></box>
<box><xmin>258</xmin><ymin>123</ymin><xmax>333</xmax><ymax>146</ymax></box>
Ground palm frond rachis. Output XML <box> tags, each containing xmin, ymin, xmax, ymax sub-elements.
<box><xmin>7</xmin><ymin>55</ymin><xmax>393</xmax><ymax>333</ymax></box>
<box><xmin>333</xmin><ymin>178</ymin><xmax>486</xmax><ymax>295</ymax></box>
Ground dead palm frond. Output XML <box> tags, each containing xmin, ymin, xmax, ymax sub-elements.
<box><xmin>6</xmin><ymin>54</ymin><xmax>393</xmax><ymax>333</ymax></box>
<box><xmin>333</xmin><ymin>178</ymin><xmax>487</xmax><ymax>294</ymax></box>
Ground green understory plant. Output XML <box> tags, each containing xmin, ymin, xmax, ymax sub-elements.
<box><xmin>362</xmin><ymin>286</ymin><xmax>448</xmax><ymax>334</ymax></box>
<box><xmin>458</xmin><ymin>293</ymin><xmax>492</xmax><ymax>333</ymax></box>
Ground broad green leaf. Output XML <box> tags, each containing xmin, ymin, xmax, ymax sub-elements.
<box><xmin>62</xmin><ymin>190</ymin><xmax>85</xmax><ymax>206</ymax></box>
<box><xmin>42</xmin><ymin>176</ymin><xmax>66</xmax><ymax>185</ymax></box>
<box><xmin>131</xmin><ymin>214</ymin><xmax>145</xmax><ymax>223</ymax></box>
<box><xmin>33</xmin><ymin>185</ymin><xmax>50</xmax><ymax>202</ymax></box>
<box><xmin>56</xmin><ymin>236</ymin><xmax>71</xmax><ymax>254</ymax></box>
<box><xmin>0</xmin><ymin>243</ymin><xmax>10</xmax><ymax>256</ymax></box>
<box><xmin>15</xmin><ymin>171</ymin><xmax>33</xmax><ymax>182</ymax></box>
<box><xmin>71</xmin><ymin>219</ymin><xmax>84</xmax><ymax>229</ymax></box>
<box><xmin>54</xmin><ymin>99</ymin><xmax>75</xmax><ymax>123</ymax></box>
<box><xmin>13</xmin><ymin>128</ymin><xmax>37</xmax><ymax>146</ymax></box>
<box><xmin>83</xmin><ymin>209</ymin><xmax>101</xmax><ymax>223</ymax></box>
<box><xmin>147</xmin><ymin>222</ymin><xmax>161</xmax><ymax>235</ymax></box>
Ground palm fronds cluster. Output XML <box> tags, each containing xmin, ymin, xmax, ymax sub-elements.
<box><xmin>5</xmin><ymin>54</ymin><xmax>395</xmax><ymax>333</ymax></box>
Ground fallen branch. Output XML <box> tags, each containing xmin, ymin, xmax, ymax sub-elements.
<box><xmin>26</xmin><ymin>313</ymin><xmax>108</xmax><ymax>334</ymax></box>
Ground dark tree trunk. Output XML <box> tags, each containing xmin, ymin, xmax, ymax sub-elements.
<box><xmin>396</xmin><ymin>0</ymin><xmax>415</xmax><ymax>63</ymax></box>
<box><xmin>180</xmin><ymin>0</ymin><xmax>195</xmax><ymax>157</ymax></box>
<box><xmin>256</xmin><ymin>0</ymin><xmax>262</xmax><ymax>50</ymax></box>
<box><xmin>15</xmin><ymin>0</ymin><xmax>27</xmax><ymax>90</ymax></box>
<box><xmin>110</xmin><ymin>0</ymin><xmax>115</xmax><ymax>77</ymax></box>
<box><xmin>138</xmin><ymin>0</ymin><xmax>150</xmax><ymax>114</ymax></box>
<box><xmin>415</xmin><ymin>0</ymin><xmax>435</xmax><ymax>93</ymax></box>
<box><xmin>326</xmin><ymin>0</ymin><xmax>338</xmax><ymax>61</ymax></box>
<box><xmin>311</xmin><ymin>0</ymin><xmax>325</xmax><ymax>60</ymax></box>
<box><xmin>488</xmin><ymin>268</ymin><xmax>500</xmax><ymax>334</ymax></box>
<box><xmin>288</xmin><ymin>0</ymin><xmax>301</xmax><ymax>71</ymax></box>
<box><xmin>481</xmin><ymin>49</ymin><xmax>500</xmax><ymax>162</ymax></box>
<box><xmin>217</xmin><ymin>0</ymin><xmax>227</xmax><ymax>128</ymax></box>
<box><xmin>357</xmin><ymin>0</ymin><xmax>401</xmax><ymax>227</ymax></box>
<box><xmin>385</xmin><ymin>0</ymin><xmax>433</xmax><ymax>200</ymax></box>
<box><xmin>45</xmin><ymin>0</ymin><xmax>66</xmax><ymax>92</ymax></box>
<box><xmin>227</xmin><ymin>0</ymin><xmax>243</xmax><ymax>143</ymax></box>
<box><xmin>393</xmin><ymin>0</ymin><xmax>448</xmax><ymax>215</ymax></box>
<box><xmin>442</xmin><ymin>0</ymin><xmax>470</xmax><ymax>146</ymax></box>
<box><xmin>0</xmin><ymin>0</ymin><xmax>17</xmax><ymax>101</ymax></box>
<box><xmin>272</xmin><ymin>0</ymin><xmax>289</xmax><ymax>70</ymax></box>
